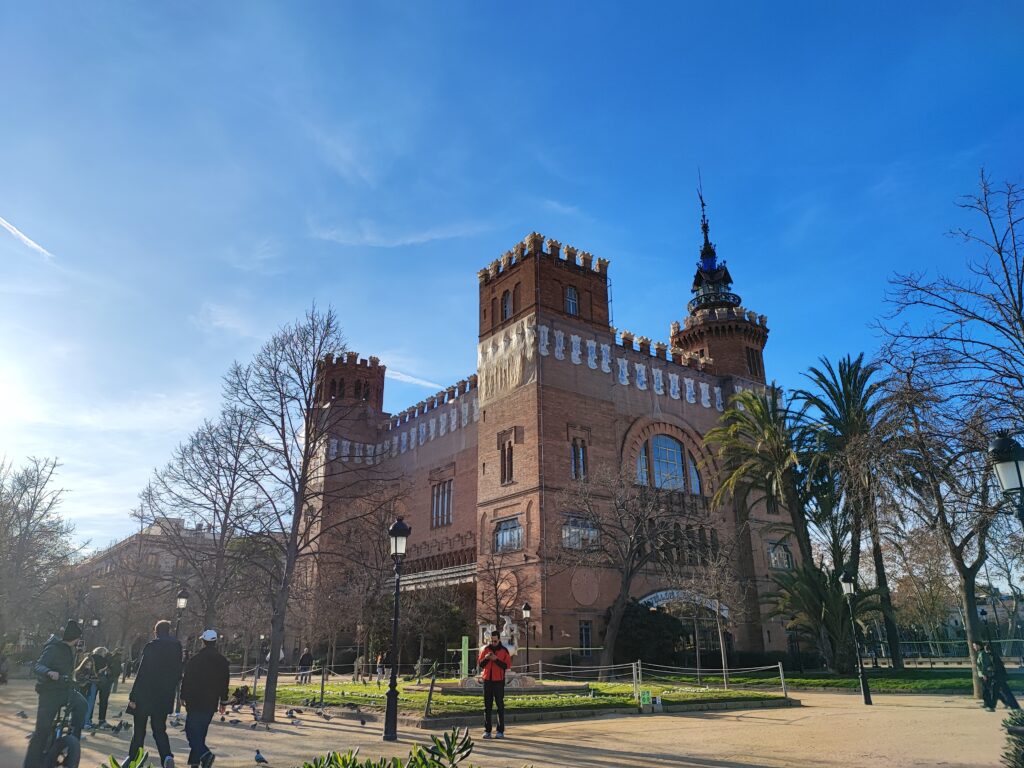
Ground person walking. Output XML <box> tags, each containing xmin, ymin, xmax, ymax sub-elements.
<box><xmin>24</xmin><ymin>620</ymin><xmax>89</xmax><ymax>768</ymax></box>
<box><xmin>180</xmin><ymin>630</ymin><xmax>229</xmax><ymax>768</ymax></box>
<box><xmin>477</xmin><ymin>630</ymin><xmax>512</xmax><ymax>739</ymax></box>
<box><xmin>96</xmin><ymin>649</ymin><xmax>116</xmax><ymax>727</ymax></box>
<box><xmin>975</xmin><ymin>641</ymin><xmax>996</xmax><ymax>711</ymax></box>
<box><xmin>75</xmin><ymin>647</ymin><xmax>104</xmax><ymax>729</ymax></box>
<box><xmin>108</xmin><ymin>649</ymin><xmax>124</xmax><ymax>695</ymax></box>
<box><xmin>296</xmin><ymin>647</ymin><xmax>314</xmax><ymax>685</ymax></box>
<box><xmin>125</xmin><ymin>620</ymin><xmax>183</xmax><ymax>768</ymax></box>
<box><xmin>375</xmin><ymin>651</ymin><xmax>385</xmax><ymax>686</ymax></box>
<box><xmin>988</xmin><ymin>643</ymin><xmax>1021</xmax><ymax>710</ymax></box>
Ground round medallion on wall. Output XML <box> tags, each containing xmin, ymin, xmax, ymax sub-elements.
<box><xmin>571</xmin><ymin>570</ymin><xmax>599</xmax><ymax>606</ymax></box>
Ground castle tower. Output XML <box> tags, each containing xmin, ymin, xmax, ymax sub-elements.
<box><xmin>670</xmin><ymin>195</ymin><xmax>769</xmax><ymax>383</ymax></box>
<box><xmin>316</xmin><ymin>352</ymin><xmax>386</xmax><ymax>412</ymax></box>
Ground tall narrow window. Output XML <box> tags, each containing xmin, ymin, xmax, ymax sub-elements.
<box><xmin>768</xmin><ymin>541</ymin><xmax>794</xmax><ymax>570</ymax></box>
<box><xmin>501</xmin><ymin>290</ymin><xmax>513</xmax><ymax>321</ymax></box>
<box><xmin>329</xmin><ymin>380</ymin><xmax>337</xmax><ymax>399</ymax></box>
<box><xmin>501</xmin><ymin>439</ymin><xmax>514</xmax><ymax>484</ymax></box>
<box><xmin>354</xmin><ymin>380</ymin><xmax>362</xmax><ymax>400</ymax></box>
<box><xmin>636</xmin><ymin>442</ymin><xmax>650</xmax><ymax>486</ymax></box>
<box><xmin>578</xmin><ymin>620</ymin><xmax>593</xmax><ymax>657</ymax></box>
<box><xmin>431</xmin><ymin>479</ymin><xmax>453</xmax><ymax>528</ymax></box>
<box><xmin>338</xmin><ymin>379</ymin><xmax>345</xmax><ymax>398</ymax></box>
<box><xmin>687</xmin><ymin>452</ymin><xmax>703</xmax><ymax>495</ymax></box>
<box><xmin>570</xmin><ymin>438</ymin><xmax>588</xmax><ymax>480</ymax></box>
<box><xmin>565</xmin><ymin>286</ymin><xmax>579</xmax><ymax>316</ymax></box>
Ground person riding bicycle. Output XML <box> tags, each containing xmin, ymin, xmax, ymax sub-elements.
<box><xmin>23</xmin><ymin>620</ymin><xmax>88</xmax><ymax>768</ymax></box>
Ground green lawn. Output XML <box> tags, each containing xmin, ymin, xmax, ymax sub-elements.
<box><xmin>641</xmin><ymin>668</ymin><xmax>979</xmax><ymax>693</ymax></box>
<box><xmin>275</xmin><ymin>679</ymin><xmax>782</xmax><ymax>716</ymax></box>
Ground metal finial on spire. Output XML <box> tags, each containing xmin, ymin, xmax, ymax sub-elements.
<box><xmin>697</xmin><ymin>170</ymin><xmax>711</xmax><ymax>247</ymax></box>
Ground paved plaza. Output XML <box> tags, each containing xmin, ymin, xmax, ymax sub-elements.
<box><xmin>0</xmin><ymin>679</ymin><xmax>1004</xmax><ymax>767</ymax></box>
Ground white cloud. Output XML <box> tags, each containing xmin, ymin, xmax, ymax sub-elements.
<box><xmin>541</xmin><ymin>199</ymin><xmax>583</xmax><ymax>216</ymax></box>
<box><xmin>224</xmin><ymin>238</ymin><xmax>284</xmax><ymax>275</ymax></box>
<box><xmin>385</xmin><ymin>368</ymin><xmax>443</xmax><ymax>389</ymax></box>
<box><xmin>191</xmin><ymin>302</ymin><xmax>262</xmax><ymax>339</ymax></box>
<box><xmin>310</xmin><ymin>218</ymin><xmax>490</xmax><ymax>248</ymax></box>
<box><xmin>307</xmin><ymin>124</ymin><xmax>379</xmax><ymax>186</ymax></box>
<box><xmin>0</xmin><ymin>215</ymin><xmax>56</xmax><ymax>261</ymax></box>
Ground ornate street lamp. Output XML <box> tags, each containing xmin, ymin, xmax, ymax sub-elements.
<box><xmin>990</xmin><ymin>432</ymin><xmax>1024</xmax><ymax>522</ymax></box>
<box><xmin>840</xmin><ymin>571</ymin><xmax>872</xmax><ymax>706</ymax></box>
<box><xmin>174</xmin><ymin>588</ymin><xmax>189</xmax><ymax>638</ymax></box>
<box><xmin>383</xmin><ymin>517</ymin><xmax>411</xmax><ymax>742</ymax></box>
<box><xmin>521</xmin><ymin>602</ymin><xmax>532</xmax><ymax>668</ymax></box>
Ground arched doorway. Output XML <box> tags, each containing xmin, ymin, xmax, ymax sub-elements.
<box><xmin>641</xmin><ymin>591</ymin><xmax>732</xmax><ymax>669</ymax></box>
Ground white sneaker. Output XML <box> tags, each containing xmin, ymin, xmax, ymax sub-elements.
<box><xmin>163</xmin><ymin>757</ymin><xmax>176</xmax><ymax>768</ymax></box>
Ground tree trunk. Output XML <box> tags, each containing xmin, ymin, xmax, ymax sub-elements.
<box><xmin>867</xmin><ymin>505</ymin><xmax>903</xmax><ymax>670</ymax></box>
<box><xmin>847</xmin><ymin>492</ymin><xmax>863</xmax><ymax>576</ymax></box>
<box><xmin>260</xmin><ymin>577</ymin><xmax>293</xmax><ymax>723</ymax></box>
<box><xmin>961</xmin><ymin>571</ymin><xmax>984</xmax><ymax>699</ymax></box>
<box><xmin>714</xmin><ymin>601</ymin><xmax>729</xmax><ymax>689</ymax></box>
<box><xmin>783</xmin><ymin>477</ymin><xmax>814</xmax><ymax>567</ymax></box>
<box><xmin>599</xmin><ymin>585</ymin><xmax>631</xmax><ymax>680</ymax></box>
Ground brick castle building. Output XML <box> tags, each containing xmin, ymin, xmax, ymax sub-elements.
<box><xmin>316</xmin><ymin>209</ymin><xmax>797</xmax><ymax>661</ymax></box>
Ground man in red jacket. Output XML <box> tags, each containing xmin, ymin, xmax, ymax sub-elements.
<box><xmin>477</xmin><ymin>630</ymin><xmax>512</xmax><ymax>739</ymax></box>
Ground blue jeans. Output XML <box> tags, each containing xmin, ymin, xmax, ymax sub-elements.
<box><xmin>23</xmin><ymin>688</ymin><xmax>87</xmax><ymax>768</ymax></box>
<box><xmin>83</xmin><ymin>683</ymin><xmax>97</xmax><ymax>725</ymax></box>
<box><xmin>185</xmin><ymin>710</ymin><xmax>215</xmax><ymax>765</ymax></box>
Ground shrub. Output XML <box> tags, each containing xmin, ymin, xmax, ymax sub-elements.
<box><xmin>1003</xmin><ymin>710</ymin><xmax>1024</xmax><ymax>768</ymax></box>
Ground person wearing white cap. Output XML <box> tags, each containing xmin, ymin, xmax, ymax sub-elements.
<box><xmin>180</xmin><ymin>630</ymin><xmax>229</xmax><ymax>768</ymax></box>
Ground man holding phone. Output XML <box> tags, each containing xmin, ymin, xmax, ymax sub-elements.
<box><xmin>476</xmin><ymin>630</ymin><xmax>512</xmax><ymax>739</ymax></box>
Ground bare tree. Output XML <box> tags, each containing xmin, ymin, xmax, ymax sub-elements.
<box><xmin>223</xmin><ymin>305</ymin><xmax>402</xmax><ymax>721</ymax></box>
<box><xmin>556</xmin><ymin>467</ymin><xmax>708</xmax><ymax>675</ymax></box>
<box><xmin>138</xmin><ymin>407</ymin><xmax>264</xmax><ymax>628</ymax></box>
<box><xmin>0</xmin><ymin>457</ymin><xmax>79</xmax><ymax>637</ymax></box>
<box><xmin>476</xmin><ymin>550</ymin><xmax>535</xmax><ymax>632</ymax></box>
<box><xmin>884</xmin><ymin>170</ymin><xmax>1024</xmax><ymax>428</ymax></box>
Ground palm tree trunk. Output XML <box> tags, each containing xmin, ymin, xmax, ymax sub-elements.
<box><xmin>783</xmin><ymin>479</ymin><xmax>814</xmax><ymax>567</ymax></box>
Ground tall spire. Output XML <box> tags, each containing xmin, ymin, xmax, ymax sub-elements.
<box><xmin>697</xmin><ymin>172</ymin><xmax>717</xmax><ymax>271</ymax></box>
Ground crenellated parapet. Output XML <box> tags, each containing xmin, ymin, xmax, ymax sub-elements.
<box><xmin>477</xmin><ymin>232</ymin><xmax>611</xmax><ymax>284</ymax></box>
<box><xmin>317</xmin><ymin>351</ymin><xmax>386</xmax><ymax>409</ymax></box>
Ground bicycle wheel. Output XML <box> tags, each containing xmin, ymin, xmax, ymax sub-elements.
<box><xmin>44</xmin><ymin>734</ymin><xmax>80</xmax><ymax>768</ymax></box>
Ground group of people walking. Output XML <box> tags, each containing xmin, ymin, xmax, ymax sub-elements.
<box><xmin>24</xmin><ymin>619</ymin><xmax>229</xmax><ymax>768</ymax></box>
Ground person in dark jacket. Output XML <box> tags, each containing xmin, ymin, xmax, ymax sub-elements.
<box><xmin>95</xmin><ymin>648</ymin><xmax>116</xmax><ymax>726</ymax></box>
<box><xmin>126</xmin><ymin>620</ymin><xmax>183</xmax><ymax>768</ymax></box>
<box><xmin>23</xmin><ymin>621</ymin><xmax>88</xmax><ymax>768</ymax></box>
<box><xmin>108</xmin><ymin>649</ymin><xmax>124</xmax><ymax>695</ymax></box>
<box><xmin>987</xmin><ymin>643</ymin><xmax>1021</xmax><ymax>710</ymax></box>
<box><xmin>296</xmin><ymin>647</ymin><xmax>314</xmax><ymax>684</ymax></box>
<box><xmin>476</xmin><ymin>630</ymin><xmax>512</xmax><ymax>739</ymax></box>
<box><xmin>180</xmin><ymin>630</ymin><xmax>229</xmax><ymax>768</ymax></box>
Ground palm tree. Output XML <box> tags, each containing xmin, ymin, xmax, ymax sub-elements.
<box><xmin>765</xmin><ymin>564</ymin><xmax>879</xmax><ymax>674</ymax></box>
<box><xmin>706</xmin><ymin>385</ymin><xmax>813</xmax><ymax>566</ymax></box>
<box><xmin>796</xmin><ymin>353</ymin><xmax>904</xmax><ymax>669</ymax></box>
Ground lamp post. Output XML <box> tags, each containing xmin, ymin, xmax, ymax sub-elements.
<box><xmin>522</xmin><ymin>602</ymin><xmax>532</xmax><ymax>668</ymax></box>
<box><xmin>382</xmin><ymin>517</ymin><xmax>411</xmax><ymax>742</ymax></box>
<box><xmin>174</xmin><ymin>588</ymin><xmax>189</xmax><ymax>638</ymax></box>
<box><xmin>980</xmin><ymin>608</ymin><xmax>991</xmax><ymax>641</ymax></box>
<box><xmin>840</xmin><ymin>571</ymin><xmax>872</xmax><ymax>705</ymax></box>
<box><xmin>989</xmin><ymin>432</ymin><xmax>1024</xmax><ymax>523</ymax></box>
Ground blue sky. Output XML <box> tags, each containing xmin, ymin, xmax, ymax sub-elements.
<box><xmin>1</xmin><ymin>2</ymin><xmax>1022</xmax><ymax>547</ymax></box>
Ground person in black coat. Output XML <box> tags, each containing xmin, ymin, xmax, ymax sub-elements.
<box><xmin>126</xmin><ymin>620</ymin><xmax>183</xmax><ymax>768</ymax></box>
<box><xmin>180</xmin><ymin>630</ymin><xmax>229</xmax><ymax>768</ymax></box>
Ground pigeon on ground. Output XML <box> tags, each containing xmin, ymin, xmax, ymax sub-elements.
<box><xmin>293</xmin><ymin>708</ymin><xmax>304</xmax><ymax>714</ymax></box>
<box><xmin>250</xmin><ymin>722</ymin><xmax>258</xmax><ymax>730</ymax></box>
<box><xmin>115</xmin><ymin>709</ymin><xmax>124</xmax><ymax>718</ymax></box>
<box><xmin>16</xmin><ymin>710</ymin><xmax>27</xmax><ymax>718</ymax></box>
<box><xmin>254</xmin><ymin>749</ymin><xmax>269</xmax><ymax>764</ymax></box>
<box><xmin>285</xmin><ymin>709</ymin><xmax>295</xmax><ymax>718</ymax></box>
<box><xmin>111</xmin><ymin>721</ymin><xmax>125</xmax><ymax>735</ymax></box>
<box><xmin>322</xmin><ymin>714</ymin><xmax>332</xmax><ymax>721</ymax></box>
<box><xmin>229</xmin><ymin>719</ymin><xmax>241</xmax><ymax>725</ymax></box>
<box><xmin>290</xmin><ymin>719</ymin><xmax>300</xmax><ymax>726</ymax></box>
<box><xmin>360</xmin><ymin>719</ymin><xmax>366</xmax><ymax>726</ymax></box>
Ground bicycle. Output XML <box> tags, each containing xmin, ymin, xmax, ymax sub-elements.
<box><xmin>39</xmin><ymin>678</ymin><xmax>81</xmax><ymax>768</ymax></box>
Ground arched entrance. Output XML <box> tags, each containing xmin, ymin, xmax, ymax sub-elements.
<box><xmin>640</xmin><ymin>590</ymin><xmax>732</xmax><ymax>667</ymax></box>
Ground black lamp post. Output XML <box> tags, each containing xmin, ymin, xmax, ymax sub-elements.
<box><xmin>522</xmin><ymin>602</ymin><xmax>532</xmax><ymax>668</ymax></box>
<box><xmin>174</xmin><ymin>588</ymin><xmax>189</xmax><ymax>638</ymax></box>
<box><xmin>980</xmin><ymin>608</ymin><xmax>991</xmax><ymax>641</ymax></box>
<box><xmin>840</xmin><ymin>571</ymin><xmax>872</xmax><ymax>706</ymax></box>
<box><xmin>989</xmin><ymin>432</ymin><xmax>1024</xmax><ymax>523</ymax></box>
<box><xmin>382</xmin><ymin>516</ymin><xmax>411</xmax><ymax>742</ymax></box>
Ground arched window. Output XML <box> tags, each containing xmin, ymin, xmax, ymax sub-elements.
<box><xmin>635</xmin><ymin>435</ymin><xmax>685</xmax><ymax>490</ymax></box>
<box><xmin>501</xmin><ymin>290</ymin><xmax>513</xmax><ymax>321</ymax></box>
<box><xmin>635</xmin><ymin>434</ymin><xmax>706</xmax><ymax>495</ymax></box>
<box><xmin>565</xmin><ymin>286</ymin><xmax>579</xmax><ymax>316</ymax></box>
<box><xmin>354</xmin><ymin>380</ymin><xmax>362</xmax><ymax>399</ymax></box>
